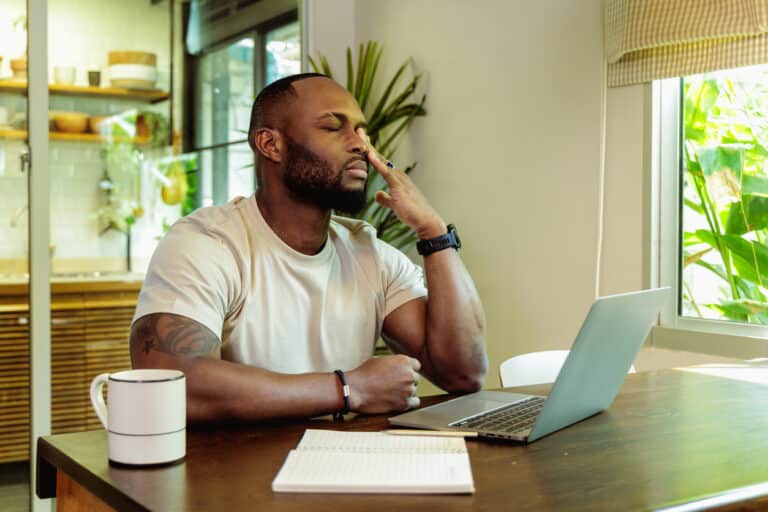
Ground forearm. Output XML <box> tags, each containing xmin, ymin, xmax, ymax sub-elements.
<box><xmin>135</xmin><ymin>350</ymin><xmax>344</xmax><ymax>422</ymax></box>
<box><xmin>422</xmin><ymin>247</ymin><xmax>488</xmax><ymax>392</ymax></box>
<box><xmin>130</xmin><ymin>313</ymin><xmax>346</xmax><ymax>422</ymax></box>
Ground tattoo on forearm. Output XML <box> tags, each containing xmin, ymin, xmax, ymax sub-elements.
<box><xmin>130</xmin><ymin>313</ymin><xmax>220</xmax><ymax>358</ymax></box>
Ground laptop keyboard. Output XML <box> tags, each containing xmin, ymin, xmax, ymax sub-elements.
<box><xmin>451</xmin><ymin>396</ymin><xmax>546</xmax><ymax>434</ymax></box>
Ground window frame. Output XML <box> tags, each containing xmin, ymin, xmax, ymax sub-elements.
<box><xmin>652</xmin><ymin>77</ymin><xmax>768</xmax><ymax>359</ymax></box>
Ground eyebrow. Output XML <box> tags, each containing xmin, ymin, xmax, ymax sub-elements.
<box><xmin>316</xmin><ymin>112</ymin><xmax>367</xmax><ymax>130</ymax></box>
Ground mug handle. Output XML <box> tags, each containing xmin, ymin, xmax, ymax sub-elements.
<box><xmin>89</xmin><ymin>373</ymin><xmax>110</xmax><ymax>429</ymax></box>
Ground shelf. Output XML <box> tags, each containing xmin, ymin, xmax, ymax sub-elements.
<box><xmin>0</xmin><ymin>80</ymin><xmax>170</xmax><ymax>103</ymax></box>
<box><xmin>0</xmin><ymin>128</ymin><xmax>148</xmax><ymax>144</ymax></box>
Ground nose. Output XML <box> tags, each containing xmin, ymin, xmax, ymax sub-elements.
<box><xmin>348</xmin><ymin>128</ymin><xmax>366</xmax><ymax>155</ymax></box>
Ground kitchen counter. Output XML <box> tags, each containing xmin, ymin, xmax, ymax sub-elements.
<box><xmin>0</xmin><ymin>272</ymin><xmax>145</xmax><ymax>285</ymax></box>
<box><xmin>0</xmin><ymin>274</ymin><xmax>144</xmax><ymax>305</ymax></box>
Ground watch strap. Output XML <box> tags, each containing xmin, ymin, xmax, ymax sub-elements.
<box><xmin>416</xmin><ymin>224</ymin><xmax>461</xmax><ymax>256</ymax></box>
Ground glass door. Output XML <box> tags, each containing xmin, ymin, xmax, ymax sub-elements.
<box><xmin>0</xmin><ymin>0</ymin><xmax>39</xmax><ymax>511</ymax></box>
<box><xmin>2</xmin><ymin>0</ymin><xmax>174</xmax><ymax>510</ymax></box>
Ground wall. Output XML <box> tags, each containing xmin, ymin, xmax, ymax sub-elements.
<box><xmin>347</xmin><ymin>0</ymin><xmax>605</xmax><ymax>389</ymax></box>
<box><xmin>303</xmin><ymin>0</ymin><xmax>355</xmax><ymax>81</ymax></box>
<box><xmin>0</xmin><ymin>0</ymin><xmax>175</xmax><ymax>275</ymax></box>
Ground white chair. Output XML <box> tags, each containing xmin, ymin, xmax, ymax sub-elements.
<box><xmin>499</xmin><ymin>350</ymin><xmax>636</xmax><ymax>388</ymax></box>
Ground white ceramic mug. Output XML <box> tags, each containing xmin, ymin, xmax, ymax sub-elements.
<box><xmin>90</xmin><ymin>369</ymin><xmax>186</xmax><ymax>465</ymax></box>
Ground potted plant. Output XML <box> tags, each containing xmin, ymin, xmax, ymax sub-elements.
<box><xmin>10</xmin><ymin>15</ymin><xmax>27</xmax><ymax>79</ymax></box>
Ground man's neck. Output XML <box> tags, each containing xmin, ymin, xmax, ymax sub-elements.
<box><xmin>255</xmin><ymin>188</ymin><xmax>332</xmax><ymax>256</ymax></box>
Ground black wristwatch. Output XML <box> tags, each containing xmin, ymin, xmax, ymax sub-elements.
<box><xmin>416</xmin><ymin>224</ymin><xmax>461</xmax><ymax>256</ymax></box>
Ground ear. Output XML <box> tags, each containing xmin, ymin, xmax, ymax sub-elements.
<box><xmin>253</xmin><ymin>128</ymin><xmax>284</xmax><ymax>163</ymax></box>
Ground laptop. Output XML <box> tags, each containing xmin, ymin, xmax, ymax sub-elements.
<box><xmin>389</xmin><ymin>287</ymin><xmax>671</xmax><ymax>443</ymax></box>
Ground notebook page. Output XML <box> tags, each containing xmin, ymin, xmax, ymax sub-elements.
<box><xmin>296</xmin><ymin>429</ymin><xmax>467</xmax><ymax>454</ymax></box>
<box><xmin>272</xmin><ymin>450</ymin><xmax>475</xmax><ymax>494</ymax></box>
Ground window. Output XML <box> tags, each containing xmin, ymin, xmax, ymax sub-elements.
<box><xmin>187</xmin><ymin>15</ymin><xmax>299</xmax><ymax>208</ymax></box>
<box><xmin>655</xmin><ymin>65</ymin><xmax>768</xmax><ymax>357</ymax></box>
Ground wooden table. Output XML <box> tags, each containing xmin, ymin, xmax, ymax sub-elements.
<box><xmin>36</xmin><ymin>366</ymin><xmax>768</xmax><ymax>511</ymax></box>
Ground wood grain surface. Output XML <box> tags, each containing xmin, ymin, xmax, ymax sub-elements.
<box><xmin>37</xmin><ymin>366</ymin><xmax>768</xmax><ymax>511</ymax></box>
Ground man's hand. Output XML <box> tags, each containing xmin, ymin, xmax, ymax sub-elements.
<box><xmin>346</xmin><ymin>355</ymin><xmax>421</xmax><ymax>414</ymax></box>
<box><xmin>359</xmin><ymin>128</ymin><xmax>446</xmax><ymax>239</ymax></box>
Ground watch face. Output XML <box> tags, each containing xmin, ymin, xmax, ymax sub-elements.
<box><xmin>449</xmin><ymin>225</ymin><xmax>461</xmax><ymax>249</ymax></box>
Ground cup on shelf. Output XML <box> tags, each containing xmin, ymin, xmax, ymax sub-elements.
<box><xmin>88</xmin><ymin>66</ymin><xmax>101</xmax><ymax>87</ymax></box>
<box><xmin>53</xmin><ymin>65</ymin><xmax>76</xmax><ymax>85</ymax></box>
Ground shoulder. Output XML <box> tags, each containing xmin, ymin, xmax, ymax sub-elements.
<box><xmin>166</xmin><ymin>198</ymin><xmax>251</xmax><ymax>255</ymax></box>
<box><xmin>172</xmin><ymin>199</ymin><xmax>243</xmax><ymax>238</ymax></box>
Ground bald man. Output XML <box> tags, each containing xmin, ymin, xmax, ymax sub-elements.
<box><xmin>130</xmin><ymin>73</ymin><xmax>487</xmax><ymax>422</ymax></box>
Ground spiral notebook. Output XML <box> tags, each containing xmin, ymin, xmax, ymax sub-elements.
<box><xmin>271</xmin><ymin>429</ymin><xmax>475</xmax><ymax>494</ymax></box>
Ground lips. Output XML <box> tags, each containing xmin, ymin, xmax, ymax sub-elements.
<box><xmin>345</xmin><ymin>161</ymin><xmax>368</xmax><ymax>179</ymax></box>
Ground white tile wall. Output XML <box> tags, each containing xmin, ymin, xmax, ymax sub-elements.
<box><xmin>0</xmin><ymin>138</ymin><xmax>182</xmax><ymax>272</ymax></box>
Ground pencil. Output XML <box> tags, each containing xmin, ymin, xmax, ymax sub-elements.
<box><xmin>383</xmin><ymin>429</ymin><xmax>478</xmax><ymax>438</ymax></box>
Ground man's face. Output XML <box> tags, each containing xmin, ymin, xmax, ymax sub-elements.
<box><xmin>280</xmin><ymin>78</ymin><xmax>369</xmax><ymax>213</ymax></box>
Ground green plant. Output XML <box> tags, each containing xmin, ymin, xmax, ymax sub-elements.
<box><xmin>138</xmin><ymin>110</ymin><xmax>170</xmax><ymax>149</ymax></box>
<box><xmin>682</xmin><ymin>70</ymin><xmax>768</xmax><ymax>323</ymax></box>
<box><xmin>310</xmin><ymin>41</ymin><xmax>427</xmax><ymax>251</ymax></box>
<box><xmin>12</xmin><ymin>15</ymin><xmax>27</xmax><ymax>56</ymax></box>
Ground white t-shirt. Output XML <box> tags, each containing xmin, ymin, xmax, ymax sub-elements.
<box><xmin>132</xmin><ymin>195</ymin><xmax>427</xmax><ymax>374</ymax></box>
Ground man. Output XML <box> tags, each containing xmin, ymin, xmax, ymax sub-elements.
<box><xmin>130</xmin><ymin>73</ymin><xmax>487</xmax><ymax>422</ymax></box>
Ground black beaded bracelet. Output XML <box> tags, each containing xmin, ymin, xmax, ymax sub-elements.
<box><xmin>333</xmin><ymin>369</ymin><xmax>350</xmax><ymax>421</ymax></box>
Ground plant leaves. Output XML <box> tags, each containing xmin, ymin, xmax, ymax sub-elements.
<box><xmin>345</xmin><ymin>46</ymin><xmax>353</xmax><ymax>92</ymax></box>
<box><xmin>725</xmin><ymin>196</ymin><xmax>768</xmax><ymax>234</ymax></box>
<box><xmin>708</xmin><ymin>299</ymin><xmax>768</xmax><ymax>322</ymax></box>
<box><xmin>719</xmin><ymin>234</ymin><xmax>768</xmax><ymax>285</ymax></box>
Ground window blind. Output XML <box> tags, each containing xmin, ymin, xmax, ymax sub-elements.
<box><xmin>606</xmin><ymin>0</ymin><xmax>768</xmax><ymax>87</ymax></box>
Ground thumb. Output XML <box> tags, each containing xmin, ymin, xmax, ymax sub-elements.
<box><xmin>375</xmin><ymin>190</ymin><xmax>393</xmax><ymax>208</ymax></box>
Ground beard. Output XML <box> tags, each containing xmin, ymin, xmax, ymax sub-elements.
<box><xmin>282</xmin><ymin>135</ymin><xmax>367</xmax><ymax>214</ymax></box>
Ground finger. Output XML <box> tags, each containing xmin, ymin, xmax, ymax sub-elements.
<box><xmin>411</xmin><ymin>383</ymin><xmax>418</xmax><ymax>396</ymax></box>
<box><xmin>375</xmin><ymin>190</ymin><xmax>393</xmax><ymax>208</ymax></box>
<box><xmin>356</xmin><ymin>126</ymin><xmax>367</xmax><ymax>143</ymax></box>
<box><xmin>413</xmin><ymin>372</ymin><xmax>421</xmax><ymax>384</ymax></box>
<box><xmin>407</xmin><ymin>356</ymin><xmax>422</xmax><ymax>372</ymax></box>
<box><xmin>366</xmin><ymin>147</ymin><xmax>391</xmax><ymax>174</ymax></box>
<box><xmin>356</xmin><ymin>127</ymin><xmax>375</xmax><ymax>154</ymax></box>
<box><xmin>356</xmin><ymin>127</ymin><xmax>377</xmax><ymax>159</ymax></box>
<box><xmin>407</xmin><ymin>396</ymin><xmax>421</xmax><ymax>410</ymax></box>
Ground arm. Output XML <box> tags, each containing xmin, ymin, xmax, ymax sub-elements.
<box><xmin>383</xmin><ymin>251</ymin><xmax>487</xmax><ymax>393</ymax></box>
<box><xmin>362</xmin><ymin>133</ymin><xmax>488</xmax><ymax>392</ymax></box>
<box><xmin>130</xmin><ymin>312</ymin><xmax>422</xmax><ymax>422</ymax></box>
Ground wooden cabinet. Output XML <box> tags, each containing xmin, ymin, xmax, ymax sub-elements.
<box><xmin>0</xmin><ymin>280</ymin><xmax>141</xmax><ymax>463</ymax></box>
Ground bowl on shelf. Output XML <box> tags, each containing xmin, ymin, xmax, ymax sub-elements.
<box><xmin>10</xmin><ymin>57</ymin><xmax>27</xmax><ymax>80</ymax></box>
<box><xmin>108</xmin><ymin>64</ymin><xmax>158</xmax><ymax>90</ymax></box>
<box><xmin>88</xmin><ymin>115</ymin><xmax>108</xmax><ymax>134</ymax></box>
<box><xmin>108</xmin><ymin>51</ymin><xmax>157</xmax><ymax>66</ymax></box>
<box><xmin>50</xmin><ymin>111</ymin><xmax>89</xmax><ymax>133</ymax></box>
